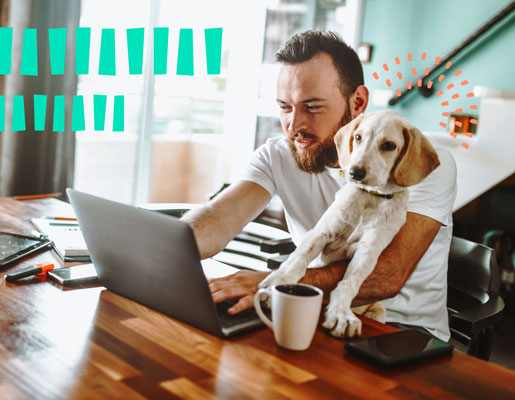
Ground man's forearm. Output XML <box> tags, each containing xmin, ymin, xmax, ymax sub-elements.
<box><xmin>181</xmin><ymin>203</ymin><xmax>234</xmax><ymax>259</ymax></box>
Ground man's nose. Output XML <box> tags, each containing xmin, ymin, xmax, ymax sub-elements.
<box><xmin>288</xmin><ymin>109</ymin><xmax>308</xmax><ymax>135</ymax></box>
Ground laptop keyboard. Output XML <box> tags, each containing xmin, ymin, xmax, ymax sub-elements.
<box><xmin>216</xmin><ymin>298</ymin><xmax>271</xmax><ymax>328</ymax></box>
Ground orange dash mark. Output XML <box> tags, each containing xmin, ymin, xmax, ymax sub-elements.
<box><xmin>452</xmin><ymin>93</ymin><xmax>460</xmax><ymax>99</ymax></box>
<box><xmin>438</xmin><ymin>74</ymin><xmax>445</xmax><ymax>82</ymax></box>
<box><xmin>411</xmin><ymin>67</ymin><xmax>417</xmax><ymax>75</ymax></box>
<box><xmin>373</xmin><ymin>72</ymin><xmax>379</xmax><ymax>80</ymax></box>
<box><xmin>417</xmin><ymin>79</ymin><xmax>422</xmax><ymax>87</ymax></box>
<box><xmin>450</xmin><ymin>131</ymin><xmax>457</xmax><ymax>138</ymax></box>
<box><xmin>470</xmin><ymin>119</ymin><xmax>478</xmax><ymax>124</ymax></box>
<box><xmin>395</xmin><ymin>57</ymin><xmax>400</xmax><ymax>65</ymax></box>
<box><xmin>424</xmin><ymin>67</ymin><xmax>430</xmax><ymax>76</ymax></box>
<box><xmin>464</xmin><ymin>132</ymin><xmax>473</xmax><ymax>138</ymax></box>
<box><xmin>455</xmin><ymin>69</ymin><xmax>462</xmax><ymax>76</ymax></box>
<box><xmin>422</xmin><ymin>52</ymin><xmax>427</xmax><ymax>60</ymax></box>
<box><xmin>406</xmin><ymin>81</ymin><xmax>412</xmax><ymax>89</ymax></box>
<box><xmin>435</xmin><ymin>56</ymin><xmax>441</xmax><ymax>64</ymax></box>
<box><xmin>445</xmin><ymin>61</ymin><xmax>452</xmax><ymax>69</ymax></box>
<box><xmin>461</xmin><ymin>80</ymin><xmax>469</xmax><ymax>86</ymax></box>
<box><xmin>442</xmin><ymin>112</ymin><xmax>450</xmax><ymax>117</ymax></box>
<box><xmin>440</xmin><ymin>122</ymin><xmax>447</xmax><ymax>128</ymax></box>
<box><xmin>436</xmin><ymin>90</ymin><xmax>443</xmax><ymax>96</ymax></box>
<box><xmin>397</xmin><ymin>71</ymin><xmax>403</xmax><ymax>79</ymax></box>
<box><xmin>383</xmin><ymin>63</ymin><xmax>389</xmax><ymax>71</ymax></box>
<box><xmin>470</xmin><ymin>104</ymin><xmax>478</xmax><ymax>110</ymax></box>
<box><xmin>467</xmin><ymin>92</ymin><xmax>474</xmax><ymax>98</ymax></box>
<box><xmin>395</xmin><ymin>89</ymin><xmax>402</xmax><ymax>96</ymax></box>
<box><xmin>407</xmin><ymin>53</ymin><xmax>412</xmax><ymax>61</ymax></box>
<box><xmin>446</xmin><ymin>83</ymin><xmax>455</xmax><ymax>90</ymax></box>
<box><xmin>462</xmin><ymin>143</ymin><xmax>469</xmax><ymax>149</ymax></box>
<box><xmin>441</xmin><ymin>101</ymin><xmax>449</xmax><ymax>106</ymax></box>
<box><xmin>386</xmin><ymin>79</ymin><xmax>392</xmax><ymax>87</ymax></box>
<box><xmin>455</xmin><ymin>108</ymin><xmax>463</xmax><ymax>113</ymax></box>
<box><xmin>427</xmin><ymin>81</ymin><xmax>433</xmax><ymax>89</ymax></box>
<box><xmin>455</xmin><ymin>121</ymin><xmax>463</xmax><ymax>127</ymax></box>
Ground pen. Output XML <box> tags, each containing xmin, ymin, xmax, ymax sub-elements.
<box><xmin>5</xmin><ymin>262</ymin><xmax>55</xmax><ymax>282</ymax></box>
<box><xmin>15</xmin><ymin>193</ymin><xmax>61</xmax><ymax>201</ymax></box>
<box><xmin>44</xmin><ymin>217</ymin><xmax>77</xmax><ymax>221</ymax></box>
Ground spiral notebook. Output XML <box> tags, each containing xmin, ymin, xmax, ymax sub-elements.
<box><xmin>31</xmin><ymin>218</ymin><xmax>90</xmax><ymax>261</ymax></box>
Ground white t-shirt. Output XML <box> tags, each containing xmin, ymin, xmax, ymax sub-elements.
<box><xmin>241</xmin><ymin>136</ymin><xmax>457</xmax><ymax>341</ymax></box>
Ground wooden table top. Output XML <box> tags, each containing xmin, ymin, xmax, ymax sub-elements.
<box><xmin>1</xmin><ymin>197</ymin><xmax>515</xmax><ymax>400</ymax></box>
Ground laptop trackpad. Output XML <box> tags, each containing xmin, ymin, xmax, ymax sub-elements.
<box><xmin>201</xmin><ymin>258</ymin><xmax>241</xmax><ymax>280</ymax></box>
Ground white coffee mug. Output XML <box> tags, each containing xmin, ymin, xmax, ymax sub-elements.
<box><xmin>254</xmin><ymin>283</ymin><xmax>323</xmax><ymax>351</ymax></box>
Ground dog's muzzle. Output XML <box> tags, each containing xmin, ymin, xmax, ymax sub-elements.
<box><xmin>349</xmin><ymin>166</ymin><xmax>366</xmax><ymax>181</ymax></box>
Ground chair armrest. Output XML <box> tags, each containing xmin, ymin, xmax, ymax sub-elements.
<box><xmin>449</xmin><ymin>295</ymin><xmax>505</xmax><ymax>337</ymax></box>
<box><xmin>260</xmin><ymin>238</ymin><xmax>296</xmax><ymax>254</ymax></box>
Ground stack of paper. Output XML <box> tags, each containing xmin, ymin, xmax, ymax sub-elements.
<box><xmin>31</xmin><ymin>218</ymin><xmax>90</xmax><ymax>261</ymax></box>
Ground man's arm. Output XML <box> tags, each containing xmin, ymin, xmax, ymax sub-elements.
<box><xmin>209</xmin><ymin>211</ymin><xmax>441</xmax><ymax>313</ymax></box>
<box><xmin>181</xmin><ymin>180</ymin><xmax>271</xmax><ymax>259</ymax></box>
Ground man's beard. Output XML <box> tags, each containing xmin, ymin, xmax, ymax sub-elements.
<box><xmin>288</xmin><ymin>107</ymin><xmax>353</xmax><ymax>174</ymax></box>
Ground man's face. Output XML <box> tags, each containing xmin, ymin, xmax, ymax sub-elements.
<box><xmin>277</xmin><ymin>52</ymin><xmax>353</xmax><ymax>173</ymax></box>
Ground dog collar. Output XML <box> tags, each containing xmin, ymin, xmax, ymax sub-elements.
<box><xmin>339</xmin><ymin>170</ymin><xmax>395</xmax><ymax>199</ymax></box>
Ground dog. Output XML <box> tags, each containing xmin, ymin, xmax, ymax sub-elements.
<box><xmin>259</xmin><ymin>110</ymin><xmax>440</xmax><ymax>338</ymax></box>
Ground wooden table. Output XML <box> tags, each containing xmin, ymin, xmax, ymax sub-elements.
<box><xmin>1</xmin><ymin>197</ymin><xmax>515</xmax><ymax>400</ymax></box>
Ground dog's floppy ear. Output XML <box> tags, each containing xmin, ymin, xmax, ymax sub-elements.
<box><xmin>393</xmin><ymin>126</ymin><xmax>440</xmax><ymax>187</ymax></box>
<box><xmin>335</xmin><ymin>113</ymin><xmax>364</xmax><ymax>168</ymax></box>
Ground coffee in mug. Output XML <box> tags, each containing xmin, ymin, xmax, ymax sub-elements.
<box><xmin>254</xmin><ymin>283</ymin><xmax>323</xmax><ymax>351</ymax></box>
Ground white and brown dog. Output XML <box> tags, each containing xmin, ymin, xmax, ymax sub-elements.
<box><xmin>259</xmin><ymin>110</ymin><xmax>440</xmax><ymax>338</ymax></box>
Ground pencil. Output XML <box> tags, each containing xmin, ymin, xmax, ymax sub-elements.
<box><xmin>43</xmin><ymin>217</ymin><xmax>77</xmax><ymax>221</ymax></box>
<box><xmin>14</xmin><ymin>193</ymin><xmax>61</xmax><ymax>201</ymax></box>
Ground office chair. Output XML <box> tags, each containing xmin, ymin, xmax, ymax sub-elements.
<box><xmin>447</xmin><ymin>236</ymin><xmax>505</xmax><ymax>361</ymax></box>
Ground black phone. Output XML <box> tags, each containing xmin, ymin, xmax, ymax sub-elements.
<box><xmin>344</xmin><ymin>329</ymin><xmax>453</xmax><ymax>368</ymax></box>
<box><xmin>47</xmin><ymin>263</ymin><xmax>99</xmax><ymax>287</ymax></box>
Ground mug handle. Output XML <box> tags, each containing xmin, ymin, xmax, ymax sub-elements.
<box><xmin>254</xmin><ymin>288</ymin><xmax>273</xmax><ymax>329</ymax></box>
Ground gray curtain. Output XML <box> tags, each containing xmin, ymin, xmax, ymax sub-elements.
<box><xmin>0</xmin><ymin>0</ymin><xmax>80</xmax><ymax>196</ymax></box>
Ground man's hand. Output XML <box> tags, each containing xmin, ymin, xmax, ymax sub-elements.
<box><xmin>208</xmin><ymin>270</ymin><xmax>269</xmax><ymax>314</ymax></box>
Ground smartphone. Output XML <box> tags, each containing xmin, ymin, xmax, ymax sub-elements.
<box><xmin>47</xmin><ymin>263</ymin><xmax>99</xmax><ymax>287</ymax></box>
<box><xmin>344</xmin><ymin>329</ymin><xmax>453</xmax><ymax>368</ymax></box>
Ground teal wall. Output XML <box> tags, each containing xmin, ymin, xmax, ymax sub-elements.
<box><xmin>361</xmin><ymin>0</ymin><xmax>515</xmax><ymax>132</ymax></box>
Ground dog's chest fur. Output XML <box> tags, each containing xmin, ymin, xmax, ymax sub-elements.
<box><xmin>318</xmin><ymin>184</ymin><xmax>409</xmax><ymax>262</ymax></box>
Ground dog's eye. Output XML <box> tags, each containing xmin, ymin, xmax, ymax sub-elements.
<box><xmin>381</xmin><ymin>141</ymin><xmax>397</xmax><ymax>151</ymax></box>
<box><xmin>355</xmin><ymin>134</ymin><xmax>361</xmax><ymax>143</ymax></box>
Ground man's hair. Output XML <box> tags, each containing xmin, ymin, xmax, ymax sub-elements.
<box><xmin>275</xmin><ymin>30</ymin><xmax>364</xmax><ymax>97</ymax></box>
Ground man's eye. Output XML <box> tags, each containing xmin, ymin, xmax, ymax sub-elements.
<box><xmin>381</xmin><ymin>141</ymin><xmax>397</xmax><ymax>151</ymax></box>
<box><xmin>278</xmin><ymin>105</ymin><xmax>291</xmax><ymax>111</ymax></box>
<box><xmin>306</xmin><ymin>105</ymin><xmax>320</xmax><ymax>111</ymax></box>
<box><xmin>355</xmin><ymin>134</ymin><xmax>361</xmax><ymax>143</ymax></box>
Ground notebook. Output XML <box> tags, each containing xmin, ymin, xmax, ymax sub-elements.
<box><xmin>31</xmin><ymin>218</ymin><xmax>90</xmax><ymax>261</ymax></box>
<box><xmin>66</xmin><ymin>188</ymin><xmax>264</xmax><ymax>337</ymax></box>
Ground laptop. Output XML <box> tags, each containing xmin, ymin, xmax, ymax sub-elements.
<box><xmin>66</xmin><ymin>188</ymin><xmax>264</xmax><ymax>337</ymax></box>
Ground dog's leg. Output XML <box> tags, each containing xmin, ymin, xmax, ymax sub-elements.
<box><xmin>322</xmin><ymin>229</ymin><xmax>392</xmax><ymax>338</ymax></box>
<box><xmin>259</xmin><ymin>230</ymin><xmax>330</xmax><ymax>288</ymax></box>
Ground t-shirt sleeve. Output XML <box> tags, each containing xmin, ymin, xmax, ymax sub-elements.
<box><xmin>240</xmin><ymin>141</ymin><xmax>277</xmax><ymax>197</ymax></box>
<box><xmin>407</xmin><ymin>147</ymin><xmax>457</xmax><ymax>226</ymax></box>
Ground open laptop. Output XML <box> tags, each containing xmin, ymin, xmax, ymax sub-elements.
<box><xmin>67</xmin><ymin>188</ymin><xmax>264</xmax><ymax>337</ymax></box>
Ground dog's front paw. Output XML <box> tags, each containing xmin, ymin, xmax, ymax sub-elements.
<box><xmin>258</xmin><ymin>269</ymin><xmax>300</xmax><ymax>289</ymax></box>
<box><xmin>322</xmin><ymin>303</ymin><xmax>362</xmax><ymax>338</ymax></box>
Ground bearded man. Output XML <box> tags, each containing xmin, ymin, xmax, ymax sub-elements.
<box><xmin>182</xmin><ymin>30</ymin><xmax>457</xmax><ymax>341</ymax></box>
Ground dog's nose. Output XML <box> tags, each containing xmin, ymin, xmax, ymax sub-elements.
<box><xmin>349</xmin><ymin>166</ymin><xmax>366</xmax><ymax>181</ymax></box>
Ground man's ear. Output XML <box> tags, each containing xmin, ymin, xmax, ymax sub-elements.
<box><xmin>335</xmin><ymin>113</ymin><xmax>364</xmax><ymax>168</ymax></box>
<box><xmin>349</xmin><ymin>85</ymin><xmax>369</xmax><ymax>118</ymax></box>
<box><xmin>393</xmin><ymin>126</ymin><xmax>440</xmax><ymax>187</ymax></box>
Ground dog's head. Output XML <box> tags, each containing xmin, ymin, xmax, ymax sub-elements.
<box><xmin>334</xmin><ymin>110</ymin><xmax>440</xmax><ymax>191</ymax></box>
